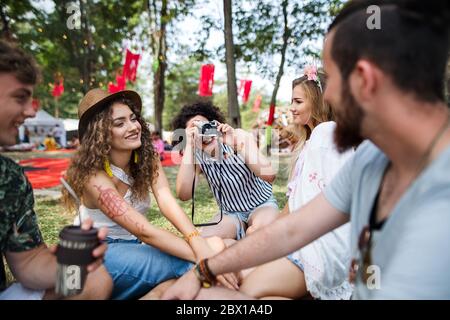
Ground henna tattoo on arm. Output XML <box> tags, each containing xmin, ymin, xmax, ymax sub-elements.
<box><xmin>94</xmin><ymin>184</ymin><xmax>127</xmax><ymax>218</ymax></box>
<box><xmin>93</xmin><ymin>184</ymin><xmax>146</xmax><ymax>235</ymax></box>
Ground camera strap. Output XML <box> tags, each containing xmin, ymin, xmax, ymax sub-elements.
<box><xmin>191</xmin><ymin>139</ymin><xmax>224</xmax><ymax>227</ymax></box>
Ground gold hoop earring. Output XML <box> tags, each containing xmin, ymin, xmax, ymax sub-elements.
<box><xmin>134</xmin><ymin>150</ymin><xmax>139</xmax><ymax>164</ymax></box>
<box><xmin>104</xmin><ymin>159</ymin><xmax>113</xmax><ymax>177</ymax></box>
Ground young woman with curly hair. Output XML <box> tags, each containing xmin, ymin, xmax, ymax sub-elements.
<box><xmin>172</xmin><ymin>101</ymin><xmax>279</xmax><ymax>240</ymax></box>
<box><xmin>63</xmin><ymin>89</ymin><xmax>237</xmax><ymax>299</ymax></box>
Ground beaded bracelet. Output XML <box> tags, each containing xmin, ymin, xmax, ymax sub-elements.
<box><xmin>199</xmin><ymin>259</ymin><xmax>216</xmax><ymax>285</ymax></box>
<box><xmin>184</xmin><ymin>229</ymin><xmax>200</xmax><ymax>243</ymax></box>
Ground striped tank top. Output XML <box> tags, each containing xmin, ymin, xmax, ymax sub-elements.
<box><xmin>195</xmin><ymin>144</ymin><xmax>273</xmax><ymax>213</ymax></box>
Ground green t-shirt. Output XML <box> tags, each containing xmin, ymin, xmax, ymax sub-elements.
<box><xmin>0</xmin><ymin>155</ymin><xmax>43</xmax><ymax>290</ymax></box>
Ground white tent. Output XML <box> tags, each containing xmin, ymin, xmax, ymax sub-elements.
<box><xmin>62</xmin><ymin>118</ymin><xmax>79</xmax><ymax>132</ymax></box>
<box><xmin>19</xmin><ymin>110</ymin><xmax>66</xmax><ymax>147</ymax></box>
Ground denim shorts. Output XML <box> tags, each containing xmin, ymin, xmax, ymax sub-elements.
<box><xmin>104</xmin><ymin>238</ymin><xmax>193</xmax><ymax>300</ymax></box>
<box><xmin>225</xmin><ymin>195</ymin><xmax>279</xmax><ymax>240</ymax></box>
<box><xmin>286</xmin><ymin>253</ymin><xmax>305</xmax><ymax>271</ymax></box>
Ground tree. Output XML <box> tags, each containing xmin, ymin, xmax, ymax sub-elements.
<box><xmin>48</xmin><ymin>0</ymin><xmax>142</xmax><ymax>94</ymax></box>
<box><xmin>3</xmin><ymin>0</ymin><xmax>142</xmax><ymax>118</ymax></box>
<box><xmin>235</xmin><ymin>0</ymin><xmax>344</xmax><ymax>107</ymax></box>
<box><xmin>192</xmin><ymin>0</ymin><xmax>344</xmax><ymax>128</ymax></box>
<box><xmin>0</xmin><ymin>1</ymin><xmax>43</xmax><ymax>41</ymax></box>
<box><xmin>164</xmin><ymin>57</ymin><xmax>206</xmax><ymax>130</ymax></box>
<box><xmin>233</xmin><ymin>0</ymin><xmax>344</xmax><ymax>151</ymax></box>
<box><xmin>144</xmin><ymin>0</ymin><xmax>196</xmax><ymax>133</ymax></box>
<box><xmin>223</xmin><ymin>0</ymin><xmax>241</xmax><ymax>128</ymax></box>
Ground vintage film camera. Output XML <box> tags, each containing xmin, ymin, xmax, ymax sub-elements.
<box><xmin>195</xmin><ymin>120</ymin><xmax>219</xmax><ymax>137</ymax></box>
<box><xmin>195</xmin><ymin>120</ymin><xmax>221</xmax><ymax>146</ymax></box>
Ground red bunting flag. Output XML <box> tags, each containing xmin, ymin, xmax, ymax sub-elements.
<box><xmin>51</xmin><ymin>79</ymin><xmax>64</xmax><ymax>98</ymax></box>
<box><xmin>116</xmin><ymin>74</ymin><xmax>126</xmax><ymax>90</ymax></box>
<box><xmin>239</xmin><ymin>79</ymin><xmax>252</xmax><ymax>103</ymax></box>
<box><xmin>267</xmin><ymin>103</ymin><xmax>276</xmax><ymax>126</ymax></box>
<box><xmin>108</xmin><ymin>82</ymin><xmax>119</xmax><ymax>93</ymax></box>
<box><xmin>32</xmin><ymin>99</ymin><xmax>40</xmax><ymax>112</ymax></box>
<box><xmin>198</xmin><ymin>64</ymin><xmax>215</xmax><ymax>96</ymax></box>
<box><xmin>252</xmin><ymin>95</ymin><xmax>262</xmax><ymax>112</ymax></box>
<box><xmin>123</xmin><ymin>49</ymin><xmax>140</xmax><ymax>82</ymax></box>
<box><xmin>108</xmin><ymin>73</ymin><xmax>126</xmax><ymax>93</ymax></box>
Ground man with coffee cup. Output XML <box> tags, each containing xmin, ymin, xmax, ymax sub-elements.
<box><xmin>0</xmin><ymin>40</ymin><xmax>112</xmax><ymax>300</ymax></box>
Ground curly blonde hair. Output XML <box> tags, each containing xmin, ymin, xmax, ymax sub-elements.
<box><xmin>62</xmin><ymin>97</ymin><xmax>158</xmax><ymax>212</ymax></box>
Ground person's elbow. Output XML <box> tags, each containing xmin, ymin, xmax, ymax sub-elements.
<box><xmin>260</xmin><ymin>171</ymin><xmax>277</xmax><ymax>183</ymax></box>
<box><xmin>176</xmin><ymin>184</ymin><xmax>192</xmax><ymax>201</ymax></box>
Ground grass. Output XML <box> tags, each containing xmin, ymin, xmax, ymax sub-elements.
<box><xmin>32</xmin><ymin>157</ymin><xmax>290</xmax><ymax>242</ymax></box>
<box><xmin>4</xmin><ymin>153</ymin><xmax>291</xmax><ymax>286</ymax></box>
<box><xmin>147</xmin><ymin>161</ymin><xmax>289</xmax><ymax>235</ymax></box>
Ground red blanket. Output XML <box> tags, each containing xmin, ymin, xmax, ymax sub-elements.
<box><xmin>20</xmin><ymin>151</ymin><xmax>181</xmax><ymax>189</ymax></box>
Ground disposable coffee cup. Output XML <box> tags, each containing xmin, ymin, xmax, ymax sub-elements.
<box><xmin>55</xmin><ymin>225</ymin><xmax>99</xmax><ymax>297</ymax></box>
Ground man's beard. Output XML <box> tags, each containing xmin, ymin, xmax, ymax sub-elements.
<box><xmin>333</xmin><ymin>81</ymin><xmax>365</xmax><ymax>153</ymax></box>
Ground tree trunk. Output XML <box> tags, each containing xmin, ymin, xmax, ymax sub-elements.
<box><xmin>269</xmin><ymin>0</ymin><xmax>289</xmax><ymax>108</ymax></box>
<box><xmin>79</xmin><ymin>0</ymin><xmax>94</xmax><ymax>94</ymax></box>
<box><xmin>223</xmin><ymin>0</ymin><xmax>241</xmax><ymax>128</ymax></box>
<box><xmin>267</xmin><ymin>0</ymin><xmax>289</xmax><ymax>154</ymax></box>
<box><xmin>152</xmin><ymin>0</ymin><xmax>167</xmax><ymax>133</ymax></box>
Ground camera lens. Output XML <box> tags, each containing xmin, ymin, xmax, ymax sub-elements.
<box><xmin>202</xmin><ymin>123</ymin><xmax>212</xmax><ymax>134</ymax></box>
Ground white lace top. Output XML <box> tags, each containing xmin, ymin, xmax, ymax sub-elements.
<box><xmin>287</xmin><ymin>122</ymin><xmax>354</xmax><ymax>300</ymax></box>
<box><xmin>74</xmin><ymin>164</ymin><xmax>151</xmax><ymax>240</ymax></box>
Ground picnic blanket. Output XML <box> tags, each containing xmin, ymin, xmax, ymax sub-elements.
<box><xmin>20</xmin><ymin>151</ymin><xmax>181</xmax><ymax>189</ymax></box>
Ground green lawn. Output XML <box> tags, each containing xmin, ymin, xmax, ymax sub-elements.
<box><xmin>35</xmin><ymin>158</ymin><xmax>290</xmax><ymax>244</ymax></box>
<box><xmin>5</xmin><ymin>154</ymin><xmax>291</xmax><ymax>285</ymax></box>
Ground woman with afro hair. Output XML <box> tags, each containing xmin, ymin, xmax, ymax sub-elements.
<box><xmin>172</xmin><ymin>101</ymin><xmax>279</xmax><ymax>241</ymax></box>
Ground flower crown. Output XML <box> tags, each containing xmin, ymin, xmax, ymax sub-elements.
<box><xmin>303</xmin><ymin>65</ymin><xmax>323</xmax><ymax>92</ymax></box>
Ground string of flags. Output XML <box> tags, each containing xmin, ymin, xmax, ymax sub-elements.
<box><xmin>108</xmin><ymin>49</ymin><xmax>140</xmax><ymax>93</ymax></box>
<box><xmin>108</xmin><ymin>73</ymin><xmax>126</xmax><ymax>93</ymax></box>
<box><xmin>51</xmin><ymin>75</ymin><xmax>64</xmax><ymax>98</ymax></box>
<box><xmin>47</xmin><ymin>54</ymin><xmax>265</xmax><ymax>122</ymax></box>
<box><xmin>123</xmin><ymin>49</ymin><xmax>140</xmax><ymax>82</ymax></box>
<box><xmin>252</xmin><ymin>94</ymin><xmax>262</xmax><ymax>112</ymax></box>
<box><xmin>198</xmin><ymin>64</ymin><xmax>215</xmax><ymax>96</ymax></box>
<box><xmin>265</xmin><ymin>103</ymin><xmax>276</xmax><ymax>152</ymax></box>
<box><xmin>238</xmin><ymin>79</ymin><xmax>252</xmax><ymax>104</ymax></box>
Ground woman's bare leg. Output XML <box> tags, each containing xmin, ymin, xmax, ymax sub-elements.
<box><xmin>246</xmin><ymin>206</ymin><xmax>279</xmax><ymax>235</ymax></box>
<box><xmin>239</xmin><ymin>257</ymin><xmax>307</xmax><ymax>299</ymax></box>
<box><xmin>140</xmin><ymin>236</ymin><xmax>232</xmax><ymax>300</ymax></box>
<box><xmin>199</xmin><ymin>213</ymin><xmax>239</xmax><ymax>239</ymax></box>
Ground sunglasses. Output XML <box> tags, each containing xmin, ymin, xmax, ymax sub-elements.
<box><xmin>349</xmin><ymin>225</ymin><xmax>373</xmax><ymax>284</ymax></box>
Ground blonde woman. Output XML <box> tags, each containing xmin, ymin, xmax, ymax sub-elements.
<box><xmin>239</xmin><ymin>67</ymin><xmax>354</xmax><ymax>300</ymax></box>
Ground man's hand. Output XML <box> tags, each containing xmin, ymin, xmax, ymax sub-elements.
<box><xmin>49</xmin><ymin>218</ymin><xmax>108</xmax><ymax>272</ymax></box>
<box><xmin>203</xmin><ymin>237</ymin><xmax>239</xmax><ymax>290</ymax></box>
<box><xmin>190</xmin><ymin>236</ymin><xmax>239</xmax><ymax>290</ymax></box>
<box><xmin>161</xmin><ymin>269</ymin><xmax>201</xmax><ymax>300</ymax></box>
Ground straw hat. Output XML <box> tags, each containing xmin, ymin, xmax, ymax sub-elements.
<box><xmin>77</xmin><ymin>88</ymin><xmax>142</xmax><ymax>141</ymax></box>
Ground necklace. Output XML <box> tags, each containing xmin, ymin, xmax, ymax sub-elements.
<box><xmin>350</xmin><ymin>112</ymin><xmax>450</xmax><ymax>284</ymax></box>
<box><xmin>380</xmin><ymin>113</ymin><xmax>450</xmax><ymax>218</ymax></box>
<box><xmin>413</xmin><ymin>112</ymin><xmax>450</xmax><ymax>177</ymax></box>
